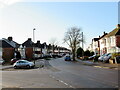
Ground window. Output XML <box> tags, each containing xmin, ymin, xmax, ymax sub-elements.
<box><xmin>104</xmin><ymin>39</ymin><xmax>106</xmax><ymax>46</ymax></box>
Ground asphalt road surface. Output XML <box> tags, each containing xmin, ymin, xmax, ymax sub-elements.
<box><xmin>1</xmin><ymin>57</ymin><xmax>119</xmax><ymax>89</ymax></box>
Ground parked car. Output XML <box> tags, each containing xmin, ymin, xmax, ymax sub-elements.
<box><xmin>11</xmin><ymin>58</ymin><xmax>20</xmax><ymax>65</ymax></box>
<box><xmin>103</xmin><ymin>53</ymin><xmax>112</xmax><ymax>63</ymax></box>
<box><xmin>98</xmin><ymin>54</ymin><xmax>107</xmax><ymax>62</ymax></box>
<box><xmin>13</xmin><ymin>60</ymin><xmax>35</xmax><ymax>69</ymax></box>
<box><xmin>65</xmin><ymin>55</ymin><xmax>71</xmax><ymax>61</ymax></box>
<box><xmin>0</xmin><ymin>59</ymin><xmax>5</xmax><ymax>65</ymax></box>
<box><xmin>98</xmin><ymin>53</ymin><xmax>111</xmax><ymax>63</ymax></box>
<box><xmin>88</xmin><ymin>55</ymin><xmax>96</xmax><ymax>60</ymax></box>
<box><xmin>115</xmin><ymin>56</ymin><xmax>120</xmax><ymax>63</ymax></box>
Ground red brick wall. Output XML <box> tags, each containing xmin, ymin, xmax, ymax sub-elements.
<box><xmin>25</xmin><ymin>48</ymin><xmax>33</xmax><ymax>60</ymax></box>
<box><xmin>2</xmin><ymin>48</ymin><xmax>14</xmax><ymax>62</ymax></box>
<box><xmin>116</xmin><ymin>36</ymin><xmax>120</xmax><ymax>48</ymax></box>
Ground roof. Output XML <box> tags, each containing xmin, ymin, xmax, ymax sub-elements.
<box><xmin>22</xmin><ymin>38</ymin><xmax>34</xmax><ymax>47</ymax></box>
<box><xmin>93</xmin><ymin>33</ymin><xmax>108</xmax><ymax>41</ymax></box>
<box><xmin>0</xmin><ymin>38</ymin><xmax>19</xmax><ymax>48</ymax></box>
<box><xmin>99</xmin><ymin>33</ymin><xmax>108</xmax><ymax>39</ymax></box>
<box><xmin>92</xmin><ymin>38</ymin><xmax>99</xmax><ymax>41</ymax></box>
<box><xmin>106</xmin><ymin>28</ymin><xmax>120</xmax><ymax>37</ymax></box>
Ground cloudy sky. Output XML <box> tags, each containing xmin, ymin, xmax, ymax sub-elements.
<box><xmin>0</xmin><ymin>0</ymin><xmax>118</xmax><ymax>49</ymax></box>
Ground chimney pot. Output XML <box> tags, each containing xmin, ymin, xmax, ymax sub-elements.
<box><xmin>37</xmin><ymin>40</ymin><xmax>40</xmax><ymax>44</ymax></box>
<box><xmin>103</xmin><ymin>31</ymin><xmax>106</xmax><ymax>35</ymax></box>
<box><xmin>8</xmin><ymin>37</ymin><xmax>13</xmax><ymax>41</ymax></box>
<box><xmin>28</xmin><ymin>38</ymin><xmax>31</xmax><ymax>41</ymax></box>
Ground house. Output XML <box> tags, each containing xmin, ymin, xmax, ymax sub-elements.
<box><xmin>0</xmin><ymin>37</ymin><xmax>20</xmax><ymax>62</ymax></box>
<box><xmin>98</xmin><ymin>32</ymin><xmax>108</xmax><ymax>55</ymax></box>
<box><xmin>87</xmin><ymin>44</ymin><xmax>93</xmax><ymax>52</ymax></box>
<box><xmin>41</xmin><ymin>42</ymin><xmax>48</xmax><ymax>56</ymax></box>
<box><xmin>47</xmin><ymin>44</ymin><xmax>52</xmax><ymax>54</ymax></box>
<box><xmin>34</xmin><ymin>40</ymin><xmax>42</xmax><ymax>58</ymax></box>
<box><xmin>100</xmin><ymin>24</ymin><xmax>120</xmax><ymax>54</ymax></box>
<box><xmin>89</xmin><ymin>32</ymin><xmax>108</xmax><ymax>55</ymax></box>
<box><xmin>92</xmin><ymin>38</ymin><xmax>100</xmax><ymax>55</ymax></box>
<box><xmin>18</xmin><ymin>44</ymin><xmax>26</xmax><ymax>59</ymax></box>
<box><xmin>88</xmin><ymin>24</ymin><xmax>120</xmax><ymax>55</ymax></box>
<box><xmin>22</xmin><ymin>38</ymin><xmax>34</xmax><ymax>60</ymax></box>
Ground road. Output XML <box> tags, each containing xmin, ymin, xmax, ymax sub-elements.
<box><xmin>1</xmin><ymin>57</ymin><xmax>119</xmax><ymax>89</ymax></box>
<box><xmin>49</xmin><ymin>57</ymin><xmax>118</xmax><ymax>88</ymax></box>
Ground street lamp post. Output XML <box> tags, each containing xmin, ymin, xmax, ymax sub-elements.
<box><xmin>82</xmin><ymin>32</ymin><xmax>84</xmax><ymax>59</ymax></box>
<box><xmin>33</xmin><ymin>28</ymin><xmax>36</xmax><ymax>65</ymax></box>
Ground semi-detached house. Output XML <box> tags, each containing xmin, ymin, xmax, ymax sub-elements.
<box><xmin>0</xmin><ymin>37</ymin><xmax>19</xmax><ymax>62</ymax></box>
<box><xmin>99</xmin><ymin>24</ymin><xmax>120</xmax><ymax>55</ymax></box>
<box><xmin>88</xmin><ymin>24</ymin><xmax>120</xmax><ymax>55</ymax></box>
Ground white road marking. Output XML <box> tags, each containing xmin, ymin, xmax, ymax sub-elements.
<box><xmin>49</xmin><ymin>75</ymin><xmax>75</xmax><ymax>88</ymax></box>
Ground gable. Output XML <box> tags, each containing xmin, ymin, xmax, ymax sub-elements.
<box><xmin>0</xmin><ymin>40</ymin><xmax>14</xmax><ymax>48</ymax></box>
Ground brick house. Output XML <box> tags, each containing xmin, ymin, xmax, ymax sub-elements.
<box><xmin>0</xmin><ymin>37</ymin><xmax>20</xmax><ymax>62</ymax></box>
<box><xmin>22</xmin><ymin>38</ymin><xmax>34</xmax><ymax>60</ymax></box>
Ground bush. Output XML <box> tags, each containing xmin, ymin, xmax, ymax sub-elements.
<box><xmin>93</xmin><ymin>55</ymin><xmax>100</xmax><ymax>62</ymax></box>
<box><xmin>84</xmin><ymin>50</ymin><xmax>91</xmax><ymax>56</ymax></box>
<box><xmin>76</xmin><ymin>47</ymin><xmax>84</xmax><ymax>57</ymax></box>
<box><xmin>111</xmin><ymin>52</ymin><xmax>120</xmax><ymax>59</ymax></box>
<box><xmin>83</xmin><ymin>56</ymin><xmax>89</xmax><ymax>60</ymax></box>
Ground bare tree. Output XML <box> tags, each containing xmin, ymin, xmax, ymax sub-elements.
<box><xmin>49</xmin><ymin>38</ymin><xmax>58</xmax><ymax>46</ymax></box>
<box><xmin>49</xmin><ymin>38</ymin><xmax>58</xmax><ymax>54</ymax></box>
<box><xmin>64</xmin><ymin>27</ymin><xmax>83</xmax><ymax>61</ymax></box>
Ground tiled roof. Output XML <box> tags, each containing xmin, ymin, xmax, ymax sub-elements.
<box><xmin>106</xmin><ymin>28</ymin><xmax>120</xmax><ymax>37</ymax></box>
<box><xmin>22</xmin><ymin>39</ymin><xmax>34</xmax><ymax>47</ymax></box>
<box><xmin>2</xmin><ymin>38</ymin><xmax>17</xmax><ymax>48</ymax></box>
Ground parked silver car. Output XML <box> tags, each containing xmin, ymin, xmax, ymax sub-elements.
<box><xmin>103</xmin><ymin>53</ymin><xmax>111</xmax><ymax>63</ymax></box>
<box><xmin>88</xmin><ymin>55</ymin><xmax>96</xmax><ymax>60</ymax></box>
<box><xmin>13</xmin><ymin>60</ymin><xmax>35</xmax><ymax>69</ymax></box>
<box><xmin>0</xmin><ymin>59</ymin><xmax>5</xmax><ymax>65</ymax></box>
<box><xmin>98</xmin><ymin>53</ymin><xmax>111</xmax><ymax>63</ymax></box>
<box><xmin>98</xmin><ymin>54</ymin><xmax>107</xmax><ymax>62</ymax></box>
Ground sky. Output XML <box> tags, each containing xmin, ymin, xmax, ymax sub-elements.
<box><xmin>0</xmin><ymin>0</ymin><xmax>118</xmax><ymax>50</ymax></box>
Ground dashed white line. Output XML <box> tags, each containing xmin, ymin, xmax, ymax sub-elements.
<box><xmin>49</xmin><ymin>75</ymin><xmax>75</xmax><ymax>88</ymax></box>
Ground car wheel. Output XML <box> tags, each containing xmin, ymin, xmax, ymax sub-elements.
<box><xmin>26</xmin><ymin>65</ymin><xmax>30</xmax><ymax>69</ymax></box>
<box><xmin>14</xmin><ymin>66</ymin><xmax>18</xmax><ymax>69</ymax></box>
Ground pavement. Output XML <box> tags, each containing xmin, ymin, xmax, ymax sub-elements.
<box><xmin>77</xmin><ymin>59</ymin><xmax>119</xmax><ymax>70</ymax></box>
<box><xmin>0</xmin><ymin>65</ymin><xmax>13</xmax><ymax>70</ymax></box>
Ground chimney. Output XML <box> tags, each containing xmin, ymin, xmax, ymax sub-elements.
<box><xmin>117</xmin><ymin>24</ymin><xmax>120</xmax><ymax>28</ymax></box>
<box><xmin>28</xmin><ymin>38</ymin><xmax>31</xmax><ymax>41</ymax></box>
<box><xmin>37</xmin><ymin>40</ymin><xmax>40</xmax><ymax>44</ymax></box>
<box><xmin>8</xmin><ymin>37</ymin><xmax>13</xmax><ymax>41</ymax></box>
<box><xmin>103</xmin><ymin>31</ymin><xmax>106</xmax><ymax>35</ymax></box>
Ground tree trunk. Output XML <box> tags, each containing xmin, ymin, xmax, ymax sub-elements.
<box><xmin>72</xmin><ymin>49</ymin><xmax>76</xmax><ymax>61</ymax></box>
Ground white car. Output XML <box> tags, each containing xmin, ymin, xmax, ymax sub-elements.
<box><xmin>0</xmin><ymin>59</ymin><xmax>5</xmax><ymax>65</ymax></box>
<box><xmin>13</xmin><ymin>60</ymin><xmax>35</xmax><ymax>69</ymax></box>
<box><xmin>103</xmin><ymin>53</ymin><xmax>111</xmax><ymax>63</ymax></box>
<box><xmin>98</xmin><ymin>54</ymin><xmax>107</xmax><ymax>62</ymax></box>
